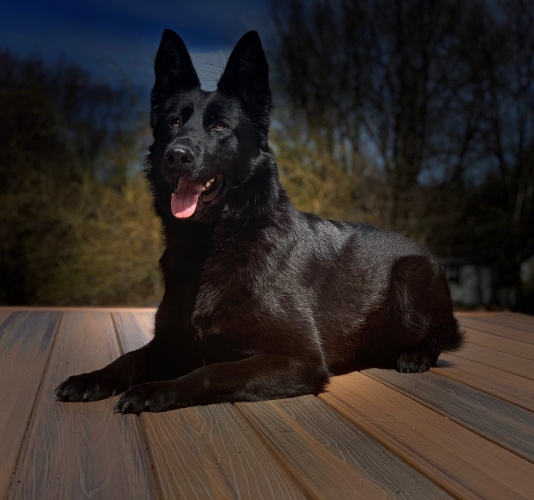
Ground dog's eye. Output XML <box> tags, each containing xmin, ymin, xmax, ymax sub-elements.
<box><xmin>170</xmin><ymin>117</ymin><xmax>181</xmax><ymax>128</ymax></box>
<box><xmin>213</xmin><ymin>120</ymin><xmax>226</xmax><ymax>131</ymax></box>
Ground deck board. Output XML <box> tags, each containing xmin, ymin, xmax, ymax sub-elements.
<box><xmin>0</xmin><ymin>312</ymin><xmax>61</xmax><ymax>498</ymax></box>
<box><xmin>458</xmin><ymin>315</ymin><xmax>534</xmax><ymax>344</ymax></box>
<box><xmin>450</xmin><ymin>342</ymin><xmax>534</xmax><ymax>380</ymax></box>
<box><xmin>112</xmin><ymin>311</ymin><xmax>152</xmax><ymax>352</ymax></box>
<box><xmin>1</xmin><ymin>308</ymin><xmax>533</xmax><ymax>499</ymax></box>
<box><xmin>237</xmin><ymin>396</ymin><xmax>452</xmax><ymax>499</ymax></box>
<box><xmin>319</xmin><ymin>372</ymin><xmax>534</xmax><ymax>499</ymax></box>
<box><xmin>142</xmin><ymin>403</ymin><xmax>307</xmax><ymax>500</ymax></box>
<box><xmin>10</xmin><ymin>312</ymin><xmax>156</xmax><ymax>500</ymax></box>
<box><xmin>434</xmin><ymin>354</ymin><xmax>534</xmax><ymax>412</ymax></box>
<box><xmin>0</xmin><ymin>310</ymin><xmax>13</xmax><ymax>327</ymax></box>
<box><xmin>114</xmin><ymin>311</ymin><xmax>306</xmax><ymax>500</ymax></box>
<box><xmin>364</xmin><ymin>368</ymin><xmax>534</xmax><ymax>464</ymax></box>
<box><xmin>464</xmin><ymin>327</ymin><xmax>534</xmax><ymax>360</ymax></box>
<box><xmin>477</xmin><ymin>313</ymin><xmax>534</xmax><ymax>333</ymax></box>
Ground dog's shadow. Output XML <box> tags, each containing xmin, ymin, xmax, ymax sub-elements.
<box><xmin>435</xmin><ymin>359</ymin><xmax>455</xmax><ymax>368</ymax></box>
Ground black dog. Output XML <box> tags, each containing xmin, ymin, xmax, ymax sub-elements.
<box><xmin>55</xmin><ymin>30</ymin><xmax>463</xmax><ymax>414</ymax></box>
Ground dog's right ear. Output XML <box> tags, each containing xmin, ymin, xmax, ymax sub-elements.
<box><xmin>151</xmin><ymin>30</ymin><xmax>200</xmax><ymax>127</ymax></box>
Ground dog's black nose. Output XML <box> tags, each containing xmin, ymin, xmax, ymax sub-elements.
<box><xmin>164</xmin><ymin>147</ymin><xmax>195</xmax><ymax>167</ymax></box>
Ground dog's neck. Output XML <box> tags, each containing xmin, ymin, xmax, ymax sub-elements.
<box><xmin>221</xmin><ymin>157</ymin><xmax>283</xmax><ymax>222</ymax></box>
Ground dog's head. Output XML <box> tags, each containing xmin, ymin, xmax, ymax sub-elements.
<box><xmin>147</xmin><ymin>30</ymin><xmax>273</xmax><ymax>223</ymax></box>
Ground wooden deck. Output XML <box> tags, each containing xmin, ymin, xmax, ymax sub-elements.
<box><xmin>0</xmin><ymin>309</ymin><xmax>533</xmax><ymax>499</ymax></box>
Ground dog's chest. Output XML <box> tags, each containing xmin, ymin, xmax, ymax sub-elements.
<box><xmin>190</xmin><ymin>237</ymin><xmax>283</xmax><ymax>339</ymax></box>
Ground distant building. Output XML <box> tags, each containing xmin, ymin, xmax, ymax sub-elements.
<box><xmin>440</xmin><ymin>257</ymin><xmax>492</xmax><ymax>308</ymax></box>
<box><xmin>521</xmin><ymin>254</ymin><xmax>534</xmax><ymax>284</ymax></box>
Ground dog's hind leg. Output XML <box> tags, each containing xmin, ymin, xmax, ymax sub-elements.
<box><xmin>54</xmin><ymin>345</ymin><xmax>149</xmax><ymax>402</ymax></box>
<box><xmin>388</xmin><ymin>256</ymin><xmax>464</xmax><ymax>374</ymax></box>
<box><xmin>396</xmin><ymin>352</ymin><xmax>432</xmax><ymax>373</ymax></box>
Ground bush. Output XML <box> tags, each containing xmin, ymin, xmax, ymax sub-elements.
<box><xmin>0</xmin><ymin>50</ymin><xmax>162</xmax><ymax>305</ymax></box>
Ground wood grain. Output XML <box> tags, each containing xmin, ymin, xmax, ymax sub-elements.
<box><xmin>320</xmin><ymin>372</ymin><xmax>534</xmax><ymax>500</ymax></box>
<box><xmin>132</xmin><ymin>311</ymin><xmax>156</xmax><ymax>339</ymax></box>
<box><xmin>237</xmin><ymin>396</ymin><xmax>452</xmax><ymax>500</ymax></box>
<box><xmin>458</xmin><ymin>315</ymin><xmax>534</xmax><ymax>343</ymax></box>
<box><xmin>112</xmin><ymin>311</ymin><xmax>152</xmax><ymax>353</ymax></box>
<box><xmin>0</xmin><ymin>306</ymin><xmax>158</xmax><ymax>313</ymax></box>
<box><xmin>0</xmin><ymin>310</ymin><xmax>13</xmax><ymax>327</ymax></box>
<box><xmin>434</xmin><ymin>353</ymin><xmax>534</xmax><ymax>411</ymax></box>
<box><xmin>451</xmin><ymin>342</ymin><xmax>534</xmax><ymax>380</ymax></box>
<box><xmin>10</xmin><ymin>311</ymin><xmax>156</xmax><ymax>500</ymax></box>
<box><xmin>464</xmin><ymin>327</ymin><xmax>534</xmax><ymax>360</ymax></box>
<box><xmin>0</xmin><ymin>312</ymin><xmax>61</xmax><ymax>498</ymax></box>
<box><xmin>455</xmin><ymin>312</ymin><xmax>500</xmax><ymax>317</ymax></box>
<box><xmin>114</xmin><ymin>311</ymin><xmax>305</xmax><ymax>500</ymax></box>
<box><xmin>143</xmin><ymin>403</ymin><xmax>307</xmax><ymax>500</ymax></box>
<box><xmin>509</xmin><ymin>312</ymin><xmax>534</xmax><ymax>327</ymax></box>
<box><xmin>364</xmin><ymin>368</ymin><xmax>534</xmax><ymax>463</ymax></box>
<box><xmin>480</xmin><ymin>312</ymin><xmax>534</xmax><ymax>333</ymax></box>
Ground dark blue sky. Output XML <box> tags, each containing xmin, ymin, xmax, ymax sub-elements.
<box><xmin>2</xmin><ymin>0</ymin><xmax>271</xmax><ymax>90</ymax></box>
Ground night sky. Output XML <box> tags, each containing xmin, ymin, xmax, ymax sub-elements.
<box><xmin>2</xmin><ymin>0</ymin><xmax>271</xmax><ymax>90</ymax></box>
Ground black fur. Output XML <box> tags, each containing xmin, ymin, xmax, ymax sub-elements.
<box><xmin>55</xmin><ymin>30</ymin><xmax>463</xmax><ymax>414</ymax></box>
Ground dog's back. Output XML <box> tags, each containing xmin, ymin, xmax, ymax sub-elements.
<box><xmin>299</xmin><ymin>216</ymin><xmax>463</xmax><ymax>373</ymax></box>
<box><xmin>192</xmin><ymin>193</ymin><xmax>463</xmax><ymax>376</ymax></box>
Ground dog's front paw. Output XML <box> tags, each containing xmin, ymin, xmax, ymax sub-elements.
<box><xmin>55</xmin><ymin>371</ymin><xmax>127</xmax><ymax>402</ymax></box>
<box><xmin>113</xmin><ymin>382</ymin><xmax>181</xmax><ymax>415</ymax></box>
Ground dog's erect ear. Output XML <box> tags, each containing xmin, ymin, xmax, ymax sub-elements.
<box><xmin>218</xmin><ymin>31</ymin><xmax>272</xmax><ymax>135</ymax></box>
<box><xmin>151</xmin><ymin>30</ymin><xmax>200</xmax><ymax>127</ymax></box>
<box><xmin>154</xmin><ymin>29</ymin><xmax>200</xmax><ymax>93</ymax></box>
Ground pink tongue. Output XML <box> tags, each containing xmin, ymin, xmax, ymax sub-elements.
<box><xmin>171</xmin><ymin>178</ymin><xmax>203</xmax><ymax>218</ymax></box>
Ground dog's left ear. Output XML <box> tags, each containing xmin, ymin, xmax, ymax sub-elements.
<box><xmin>218</xmin><ymin>31</ymin><xmax>272</xmax><ymax>136</ymax></box>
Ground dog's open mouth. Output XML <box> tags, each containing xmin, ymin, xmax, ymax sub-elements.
<box><xmin>171</xmin><ymin>176</ymin><xmax>223</xmax><ymax>218</ymax></box>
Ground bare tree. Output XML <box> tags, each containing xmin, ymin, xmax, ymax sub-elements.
<box><xmin>270</xmin><ymin>0</ymin><xmax>469</xmax><ymax>240</ymax></box>
<box><xmin>269</xmin><ymin>0</ymin><xmax>534</xmax><ymax>309</ymax></box>
<box><xmin>452</xmin><ymin>0</ymin><xmax>534</xmax><ymax>307</ymax></box>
